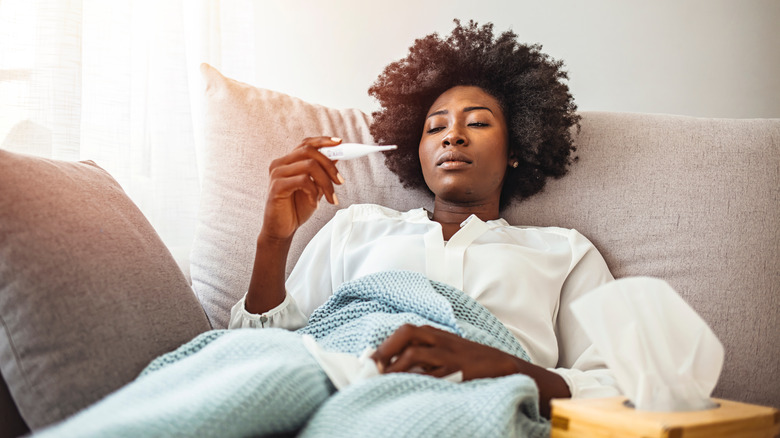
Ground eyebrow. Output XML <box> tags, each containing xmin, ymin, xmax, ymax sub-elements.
<box><xmin>426</xmin><ymin>106</ymin><xmax>494</xmax><ymax>119</ymax></box>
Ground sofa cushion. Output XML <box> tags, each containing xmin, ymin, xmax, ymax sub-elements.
<box><xmin>0</xmin><ymin>150</ymin><xmax>211</xmax><ymax>430</ymax></box>
<box><xmin>191</xmin><ymin>63</ymin><xmax>432</xmax><ymax>329</ymax></box>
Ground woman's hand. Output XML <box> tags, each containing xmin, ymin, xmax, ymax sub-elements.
<box><xmin>262</xmin><ymin>136</ymin><xmax>344</xmax><ymax>242</ymax></box>
<box><xmin>370</xmin><ymin>324</ymin><xmax>522</xmax><ymax>380</ymax></box>
<box><xmin>370</xmin><ymin>324</ymin><xmax>572</xmax><ymax>418</ymax></box>
<box><xmin>244</xmin><ymin>136</ymin><xmax>343</xmax><ymax>315</ymax></box>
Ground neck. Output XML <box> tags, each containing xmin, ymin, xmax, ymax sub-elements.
<box><xmin>431</xmin><ymin>198</ymin><xmax>501</xmax><ymax>227</ymax></box>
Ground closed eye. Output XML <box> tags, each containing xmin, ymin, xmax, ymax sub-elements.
<box><xmin>427</xmin><ymin>126</ymin><xmax>445</xmax><ymax>134</ymax></box>
<box><xmin>468</xmin><ymin>122</ymin><xmax>489</xmax><ymax>127</ymax></box>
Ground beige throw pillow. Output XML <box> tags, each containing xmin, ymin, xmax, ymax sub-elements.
<box><xmin>191</xmin><ymin>63</ymin><xmax>432</xmax><ymax>329</ymax></box>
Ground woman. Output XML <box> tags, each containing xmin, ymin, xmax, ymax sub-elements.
<box><xmin>231</xmin><ymin>20</ymin><xmax>619</xmax><ymax>419</ymax></box>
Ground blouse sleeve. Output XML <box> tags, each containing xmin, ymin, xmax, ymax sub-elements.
<box><xmin>228</xmin><ymin>292</ymin><xmax>308</xmax><ymax>330</ymax></box>
<box><xmin>547</xmin><ymin>229</ymin><xmax>622</xmax><ymax>399</ymax></box>
<box><xmin>227</xmin><ymin>211</ymin><xmax>343</xmax><ymax>330</ymax></box>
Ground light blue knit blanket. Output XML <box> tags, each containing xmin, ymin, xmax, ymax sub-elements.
<box><xmin>35</xmin><ymin>270</ymin><xmax>549</xmax><ymax>438</ymax></box>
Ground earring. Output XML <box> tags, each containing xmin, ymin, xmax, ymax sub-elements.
<box><xmin>510</xmin><ymin>160</ymin><xmax>519</xmax><ymax>168</ymax></box>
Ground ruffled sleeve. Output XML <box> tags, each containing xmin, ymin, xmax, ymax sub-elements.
<box><xmin>228</xmin><ymin>291</ymin><xmax>307</xmax><ymax>330</ymax></box>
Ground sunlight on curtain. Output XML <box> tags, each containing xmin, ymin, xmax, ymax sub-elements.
<box><xmin>79</xmin><ymin>0</ymin><xmax>202</xmax><ymax>257</ymax></box>
<box><xmin>0</xmin><ymin>0</ymin><xmax>259</xmax><ymax>266</ymax></box>
<box><xmin>0</xmin><ymin>0</ymin><xmax>82</xmax><ymax>160</ymax></box>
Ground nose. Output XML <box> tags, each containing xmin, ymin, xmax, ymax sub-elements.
<box><xmin>442</xmin><ymin>127</ymin><xmax>468</xmax><ymax>147</ymax></box>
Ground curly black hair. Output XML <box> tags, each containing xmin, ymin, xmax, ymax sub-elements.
<box><xmin>369</xmin><ymin>19</ymin><xmax>580</xmax><ymax>209</ymax></box>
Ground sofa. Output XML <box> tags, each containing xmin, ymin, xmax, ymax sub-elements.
<box><xmin>1</xmin><ymin>63</ymin><xmax>777</xmax><ymax>436</ymax></box>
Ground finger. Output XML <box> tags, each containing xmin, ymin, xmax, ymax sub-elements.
<box><xmin>383</xmin><ymin>346</ymin><xmax>443</xmax><ymax>374</ymax></box>
<box><xmin>268</xmin><ymin>173</ymin><xmax>321</xmax><ymax>206</ymax></box>
<box><xmin>371</xmin><ymin>324</ymin><xmax>418</xmax><ymax>367</ymax></box>
<box><xmin>270</xmin><ymin>159</ymin><xmax>338</xmax><ymax>205</ymax></box>
<box><xmin>372</xmin><ymin>324</ymin><xmax>436</xmax><ymax>368</ymax></box>
<box><xmin>274</xmin><ymin>142</ymin><xmax>344</xmax><ymax>187</ymax></box>
<box><xmin>295</xmin><ymin>136</ymin><xmax>343</xmax><ymax>149</ymax></box>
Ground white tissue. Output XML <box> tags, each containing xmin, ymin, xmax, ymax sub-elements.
<box><xmin>301</xmin><ymin>334</ymin><xmax>463</xmax><ymax>390</ymax></box>
<box><xmin>570</xmin><ymin>277</ymin><xmax>724</xmax><ymax>411</ymax></box>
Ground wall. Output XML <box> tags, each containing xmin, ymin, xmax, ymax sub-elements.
<box><xmin>230</xmin><ymin>0</ymin><xmax>780</xmax><ymax>118</ymax></box>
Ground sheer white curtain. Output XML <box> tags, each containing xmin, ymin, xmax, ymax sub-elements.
<box><xmin>0</xmin><ymin>0</ymin><xmax>259</xmax><ymax>262</ymax></box>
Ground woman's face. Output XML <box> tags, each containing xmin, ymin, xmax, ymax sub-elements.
<box><xmin>419</xmin><ymin>85</ymin><xmax>509</xmax><ymax>205</ymax></box>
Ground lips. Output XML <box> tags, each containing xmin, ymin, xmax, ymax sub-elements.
<box><xmin>436</xmin><ymin>151</ymin><xmax>473</xmax><ymax>167</ymax></box>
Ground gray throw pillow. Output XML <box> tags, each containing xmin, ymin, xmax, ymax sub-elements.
<box><xmin>0</xmin><ymin>150</ymin><xmax>211</xmax><ymax>430</ymax></box>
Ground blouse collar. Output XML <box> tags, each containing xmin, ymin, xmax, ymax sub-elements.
<box><xmin>420</xmin><ymin>208</ymin><xmax>510</xmax><ymax>229</ymax></box>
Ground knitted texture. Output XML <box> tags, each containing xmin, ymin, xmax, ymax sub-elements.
<box><xmin>299</xmin><ymin>270</ymin><xmax>530</xmax><ymax>361</ymax></box>
<box><xmin>301</xmin><ymin>373</ymin><xmax>548</xmax><ymax>438</ymax></box>
<box><xmin>35</xmin><ymin>329</ymin><xmax>334</xmax><ymax>437</ymax></box>
<box><xmin>34</xmin><ymin>270</ymin><xmax>546</xmax><ymax>437</ymax></box>
<box><xmin>140</xmin><ymin>330</ymin><xmax>228</xmax><ymax>375</ymax></box>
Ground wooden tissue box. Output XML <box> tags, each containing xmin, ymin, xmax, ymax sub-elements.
<box><xmin>550</xmin><ymin>397</ymin><xmax>779</xmax><ymax>438</ymax></box>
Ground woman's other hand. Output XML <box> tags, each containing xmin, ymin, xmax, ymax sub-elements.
<box><xmin>262</xmin><ymin>136</ymin><xmax>344</xmax><ymax>241</ymax></box>
<box><xmin>370</xmin><ymin>324</ymin><xmax>521</xmax><ymax>380</ymax></box>
<box><xmin>370</xmin><ymin>324</ymin><xmax>572</xmax><ymax>418</ymax></box>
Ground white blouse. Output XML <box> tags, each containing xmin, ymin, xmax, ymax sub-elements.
<box><xmin>230</xmin><ymin>204</ymin><xmax>620</xmax><ymax>399</ymax></box>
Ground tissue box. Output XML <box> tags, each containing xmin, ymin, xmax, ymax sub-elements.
<box><xmin>550</xmin><ymin>397</ymin><xmax>780</xmax><ymax>438</ymax></box>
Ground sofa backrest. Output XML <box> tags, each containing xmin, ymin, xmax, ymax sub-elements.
<box><xmin>510</xmin><ymin>112</ymin><xmax>779</xmax><ymax>407</ymax></box>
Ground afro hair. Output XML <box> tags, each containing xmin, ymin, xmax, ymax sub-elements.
<box><xmin>369</xmin><ymin>19</ymin><xmax>581</xmax><ymax>209</ymax></box>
